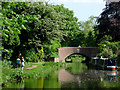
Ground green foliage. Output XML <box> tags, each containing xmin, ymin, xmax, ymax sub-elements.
<box><xmin>97</xmin><ymin>35</ymin><xmax>120</xmax><ymax>58</ymax></box>
<box><xmin>102</xmin><ymin>47</ymin><xmax>113</xmax><ymax>58</ymax></box>
<box><xmin>2</xmin><ymin>60</ymin><xmax>24</xmax><ymax>84</ymax></box>
<box><xmin>44</xmin><ymin>40</ymin><xmax>61</xmax><ymax>58</ymax></box>
<box><xmin>79</xmin><ymin>16</ymin><xmax>97</xmax><ymax>47</ymax></box>
<box><xmin>2</xmin><ymin>2</ymin><xmax>83</xmax><ymax>61</ymax></box>
<box><xmin>2</xmin><ymin>60</ymin><xmax>15</xmax><ymax>84</ymax></box>
<box><xmin>2</xmin><ymin>61</ymin><xmax>65</xmax><ymax>87</ymax></box>
<box><xmin>116</xmin><ymin>55</ymin><xmax>120</xmax><ymax>65</ymax></box>
<box><xmin>85</xmin><ymin>30</ymin><xmax>96</xmax><ymax>47</ymax></box>
<box><xmin>2</xmin><ymin>2</ymin><xmax>61</xmax><ymax>61</ymax></box>
<box><xmin>25</xmin><ymin>48</ymin><xmax>38</xmax><ymax>62</ymax></box>
<box><xmin>53</xmin><ymin>4</ymin><xmax>81</xmax><ymax>47</ymax></box>
<box><xmin>79</xmin><ymin>16</ymin><xmax>96</xmax><ymax>37</ymax></box>
<box><xmin>66</xmin><ymin>54</ymin><xmax>86</xmax><ymax>63</ymax></box>
<box><xmin>62</xmin><ymin>16</ymin><xmax>97</xmax><ymax>47</ymax></box>
<box><xmin>24</xmin><ymin>47</ymin><xmax>44</xmax><ymax>62</ymax></box>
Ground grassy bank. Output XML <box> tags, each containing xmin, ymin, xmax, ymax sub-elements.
<box><xmin>2</xmin><ymin>61</ymin><xmax>65</xmax><ymax>87</ymax></box>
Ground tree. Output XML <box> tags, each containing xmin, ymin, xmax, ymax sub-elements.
<box><xmin>2</xmin><ymin>2</ymin><xmax>45</xmax><ymax>62</ymax></box>
<box><xmin>95</xmin><ymin>2</ymin><xmax>120</xmax><ymax>43</ymax></box>
<box><xmin>2</xmin><ymin>2</ymin><xmax>22</xmax><ymax>60</ymax></box>
<box><xmin>44</xmin><ymin>40</ymin><xmax>61</xmax><ymax>58</ymax></box>
<box><xmin>53</xmin><ymin>4</ymin><xmax>80</xmax><ymax>47</ymax></box>
<box><xmin>97</xmin><ymin>35</ymin><xmax>120</xmax><ymax>58</ymax></box>
<box><xmin>79</xmin><ymin>16</ymin><xmax>96</xmax><ymax>37</ymax></box>
<box><xmin>78</xmin><ymin>16</ymin><xmax>97</xmax><ymax>47</ymax></box>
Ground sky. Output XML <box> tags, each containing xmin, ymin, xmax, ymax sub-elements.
<box><xmin>47</xmin><ymin>0</ymin><xmax>106</xmax><ymax>21</ymax></box>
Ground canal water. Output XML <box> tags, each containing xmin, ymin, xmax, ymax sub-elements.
<box><xmin>3</xmin><ymin>62</ymin><xmax>120</xmax><ymax>89</ymax></box>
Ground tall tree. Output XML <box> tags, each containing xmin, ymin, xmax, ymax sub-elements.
<box><xmin>95</xmin><ymin>2</ymin><xmax>120</xmax><ymax>43</ymax></box>
<box><xmin>53</xmin><ymin>4</ymin><xmax>80</xmax><ymax>47</ymax></box>
<box><xmin>79</xmin><ymin>16</ymin><xmax>97</xmax><ymax>47</ymax></box>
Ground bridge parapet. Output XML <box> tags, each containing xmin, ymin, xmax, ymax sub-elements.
<box><xmin>58</xmin><ymin>47</ymin><xmax>98</xmax><ymax>62</ymax></box>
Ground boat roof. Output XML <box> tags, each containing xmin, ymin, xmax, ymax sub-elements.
<box><xmin>91</xmin><ymin>57</ymin><xmax>99</xmax><ymax>59</ymax></box>
<box><xmin>92</xmin><ymin>57</ymin><xmax>115</xmax><ymax>61</ymax></box>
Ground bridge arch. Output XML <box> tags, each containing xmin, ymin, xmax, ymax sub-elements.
<box><xmin>65</xmin><ymin>53</ymin><xmax>90</xmax><ymax>62</ymax></box>
<box><xmin>65</xmin><ymin>53</ymin><xmax>89</xmax><ymax>59</ymax></box>
<box><xmin>58</xmin><ymin>47</ymin><xmax>98</xmax><ymax>62</ymax></box>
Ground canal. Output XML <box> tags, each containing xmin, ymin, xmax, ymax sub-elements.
<box><xmin>3</xmin><ymin>61</ymin><xmax>120</xmax><ymax>89</ymax></box>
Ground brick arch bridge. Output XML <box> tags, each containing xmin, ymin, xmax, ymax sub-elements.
<box><xmin>58</xmin><ymin>47</ymin><xmax>98</xmax><ymax>62</ymax></box>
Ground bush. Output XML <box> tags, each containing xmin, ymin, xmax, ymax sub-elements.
<box><xmin>24</xmin><ymin>48</ymin><xmax>44</xmax><ymax>62</ymax></box>
<box><xmin>102</xmin><ymin>47</ymin><xmax>113</xmax><ymax>58</ymax></box>
<box><xmin>2</xmin><ymin>60</ymin><xmax>13</xmax><ymax>84</ymax></box>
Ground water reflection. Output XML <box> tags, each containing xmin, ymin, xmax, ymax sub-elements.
<box><xmin>104</xmin><ymin>71</ymin><xmax>118</xmax><ymax>82</ymax></box>
<box><xmin>24</xmin><ymin>78</ymin><xmax>44</xmax><ymax>88</ymax></box>
<box><xmin>59</xmin><ymin>63</ymin><xmax>120</xmax><ymax>88</ymax></box>
<box><xmin>58</xmin><ymin>69</ymin><xmax>76</xmax><ymax>83</ymax></box>
<box><xmin>59</xmin><ymin>69</ymin><xmax>100</xmax><ymax>88</ymax></box>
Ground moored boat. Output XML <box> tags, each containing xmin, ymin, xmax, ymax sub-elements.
<box><xmin>90</xmin><ymin>57</ymin><xmax>118</xmax><ymax>71</ymax></box>
<box><xmin>106</xmin><ymin>66</ymin><xmax>117</xmax><ymax>70</ymax></box>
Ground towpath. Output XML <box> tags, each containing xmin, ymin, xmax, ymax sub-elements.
<box><xmin>25</xmin><ymin>65</ymin><xmax>38</xmax><ymax>70</ymax></box>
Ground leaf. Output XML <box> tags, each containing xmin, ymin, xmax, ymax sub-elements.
<box><xmin>3</xmin><ymin>29</ymin><xmax>9</xmax><ymax>34</ymax></box>
<box><xmin>34</xmin><ymin>16</ymin><xmax>41</xmax><ymax>23</ymax></box>
<box><xmin>3</xmin><ymin>33</ymin><xmax>8</xmax><ymax>38</ymax></box>
<box><xmin>22</xmin><ymin>24</ymin><xmax>26</xmax><ymax>30</ymax></box>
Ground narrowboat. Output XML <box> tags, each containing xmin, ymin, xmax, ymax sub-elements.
<box><xmin>90</xmin><ymin>57</ymin><xmax>118</xmax><ymax>71</ymax></box>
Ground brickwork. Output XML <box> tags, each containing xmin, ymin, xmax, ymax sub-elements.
<box><xmin>58</xmin><ymin>47</ymin><xmax>98</xmax><ymax>62</ymax></box>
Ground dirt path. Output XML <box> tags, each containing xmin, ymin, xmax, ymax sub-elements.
<box><xmin>25</xmin><ymin>65</ymin><xmax>38</xmax><ymax>70</ymax></box>
<box><xmin>24</xmin><ymin>62</ymin><xmax>43</xmax><ymax>70</ymax></box>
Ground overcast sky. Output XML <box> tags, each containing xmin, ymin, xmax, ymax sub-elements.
<box><xmin>48</xmin><ymin>0</ymin><xmax>106</xmax><ymax>21</ymax></box>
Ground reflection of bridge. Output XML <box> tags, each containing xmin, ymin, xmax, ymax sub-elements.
<box><xmin>58</xmin><ymin>69</ymin><xmax>102</xmax><ymax>84</ymax></box>
<box><xmin>58</xmin><ymin>69</ymin><xmax>119</xmax><ymax>87</ymax></box>
<box><xmin>58</xmin><ymin>47</ymin><xmax>98</xmax><ymax>62</ymax></box>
